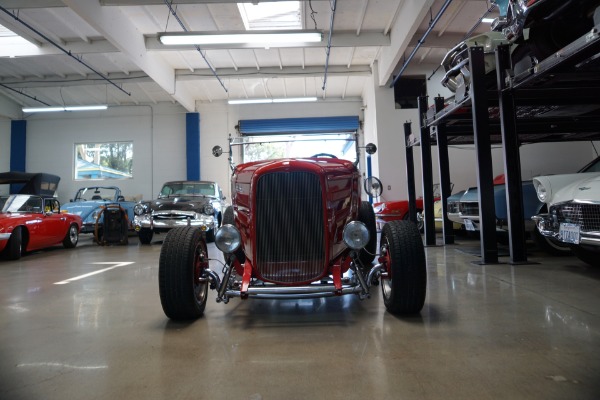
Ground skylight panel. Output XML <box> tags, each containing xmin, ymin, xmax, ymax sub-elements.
<box><xmin>238</xmin><ymin>1</ymin><xmax>302</xmax><ymax>30</ymax></box>
<box><xmin>0</xmin><ymin>23</ymin><xmax>38</xmax><ymax>57</ymax></box>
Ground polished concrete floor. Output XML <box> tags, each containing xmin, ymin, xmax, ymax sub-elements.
<box><xmin>1</xmin><ymin>234</ymin><xmax>599</xmax><ymax>400</ymax></box>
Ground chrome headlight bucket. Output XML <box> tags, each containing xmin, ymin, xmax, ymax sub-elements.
<box><xmin>215</xmin><ymin>224</ymin><xmax>241</xmax><ymax>254</ymax></box>
<box><xmin>203</xmin><ymin>203</ymin><xmax>215</xmax><ymax>215</ymax></box>
<box><xmin>343</xmin><ymin>221</ymin><xmax>370</xmax><ymax>250</ymax></box>
<box><xmin>536</xmin><ymin>184</ymin><xmax>548</xmax><ymax>202</ymax></box>
<box><xmin>133</xmin><ymin>203</ymin><xmax>147</xmax><ymax>215</ymax></box>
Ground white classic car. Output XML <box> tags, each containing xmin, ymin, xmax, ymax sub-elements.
<box><xmin>532</xmin><ymin>157</ymin><xmax>600</xmax><ymax>266</ymax></box>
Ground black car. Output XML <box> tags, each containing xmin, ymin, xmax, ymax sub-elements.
<box><xmin>133</xmin><ymin>181</ymin><xmax>226</xmax><ymax>244</ymax></box>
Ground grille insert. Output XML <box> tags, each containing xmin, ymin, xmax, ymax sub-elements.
<box><xmin>256</xmin><ymin>172</ymin><xmax>325</xmax><ymax>283</ymax></box>
<box><xmin>554</xmin><ymin>202</ymin><xmax>600</xmax><ymax>232</ymax></box>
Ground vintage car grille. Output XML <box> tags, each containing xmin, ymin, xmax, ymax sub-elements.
<box><xmin>153</xmin><ymin>211</ymin><xmax>195</xmax><ymax>220</ymax></box>
<box><xmin>460</xmin><ymin>202</ymin><xmax>479</xmax><ymax>217</ymax></box>
<box><xmin>553</xmin><ymin>202</ymin><xmax>600</xmax><ymax>232</ymax></box>
<box><xmin>255</xmin><ymin>171</ymin><xmax>325</xmax><ymax>284</ymax></box>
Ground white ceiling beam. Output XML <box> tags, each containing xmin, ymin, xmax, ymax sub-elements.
<box><xmin>0</xmin><ymin>0</ymin><xmax>331</xmax><ymax>8</ymax></box>
<box><xmin>4</xmin><ymin>71</ymin><xmax>152</xmax><ymax>88</ymax></box>
<box><xmin>48</xmin><ymin>8</ymin><xmax>91</xmax><ymax>43</ymax></box>
<box><xmin>62</xmin><ymin>0</ymin><xmax>196</xmax><ymax>111</ymax></box>
<box><xmin>436</xmin><ymin>1</ymin><xmax>467</xmax><ymax>37</ymax></box>
<box><xmin>175</xmin><ymin>65</ymin><xmax>371</xmax><ymax>80</ymax></box>
<box><xmin>136</xmin><ymin>82</ymin><xmax>158</xmax><ymax>104</ymax></box>
<box><xmin>356</xmin><ymin>0</ymin><xmax>369</xmax><ymax>36</ymax></box>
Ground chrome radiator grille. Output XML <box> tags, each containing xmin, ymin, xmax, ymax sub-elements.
<box><xmin>554</xmin><ymin>202</ymin><xmax>600</xmax><ymax>232</ymax></box>
<box><xmin>255</xmin><ymin>171</ymin><xmax>325</xmax><ymax>283</ymax></box>
<box><xmin>460</xmin><ymin>202</ymin><xmax>479</xmax><ymax>217</ymax></box>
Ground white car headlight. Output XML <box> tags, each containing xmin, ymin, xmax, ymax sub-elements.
<box><xmin>536</xmin><ymin>184</ymin><xmax>548</xmax><ymax>202</ymax></box>
<box><xmin>215</xmin><ymin>224</ymin><xmax>241</xmax><ymax>254</ymax></box>
<box><xmin>133</xmin><ymin>204</ymin><xmax>146</xmax><ymax>215</ymax></box>
<box><xmin>203</xmin><ymin>204</ymin><xmax>215</xmax><ymax>215</ymax></box>
<box><xmin>343</xmin><ymin>221</ymin><xmax>370</xmax><ymax>250</ymax></box>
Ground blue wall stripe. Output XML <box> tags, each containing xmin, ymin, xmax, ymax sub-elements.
<box><xmin>10</xmin><ymin>120</ymin><xmax>27</xmax><ymax>194</ymax></box>
<box><xmin>186</xmin><ymin>112</ymin><xmax>200</xmax><ymax>181</ymax></box>
<box><xmin>238</xmin><ymin>116</ymin><xmax>359</xmax><ymax>136</ymax></box>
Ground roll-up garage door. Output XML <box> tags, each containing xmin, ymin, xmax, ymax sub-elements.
<box><xmin>238</xmin><ymin>116</ymin><xmax>359</xmax><ymax>136</ymax></box>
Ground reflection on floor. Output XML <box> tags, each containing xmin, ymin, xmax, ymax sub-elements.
<box><xmin>0</xmin><ymin>235</ymin><xmax>598</xmax><ymax>399</ymax></box>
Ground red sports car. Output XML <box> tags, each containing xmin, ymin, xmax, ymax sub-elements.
<box><xmin>0</xmin><ymin>194</ymin><xmax>82</xmax><ymax>260</ymax></box>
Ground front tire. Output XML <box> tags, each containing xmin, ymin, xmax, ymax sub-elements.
<box><xmin>5</xmin><ymin>226</ymin><xmax>23</xmax><ymax>260</ymax></box>
<box><xmin>63</xmin><ymin>224</ymin><xmax>79</xmax><ymax>248</ymax></box>
<box><xmin>570</xmin><ymin>246</ymin><xmax>598</xmax><ymax>267</ymax></box>
<box><xmin>138</xmin><ymin>228</ymin><xmax>153</xmax><ymax>244</ymax></box>
<box><xmin>159</xmin><ymin>227</ymin><xmax>209</xmax><ymax>320</ymax></box>
<box><xmin>380</xmin><ymin>221</ymin><xmax>427</xmax><ymax>314</ymax></box>
<box><xmin>357</xmin><ymin>201</ymin><xmax>377</xmax><ymax>267</ymax></box>
<box><xmin>533</xmin><ymin>229</ymin><xmax>571</xmax><ymax>256</ymax></box>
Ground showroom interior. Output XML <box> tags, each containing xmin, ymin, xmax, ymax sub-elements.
<box><xmin>0</xmin><ymin>0</ymin><xmax>599</xmax><ymax>399</ymax></box>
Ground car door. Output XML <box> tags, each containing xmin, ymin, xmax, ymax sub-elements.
<box><xmin>38</xmin><ymin>198</ymin><xmax>68</xmax><ymax>247</ymax></box>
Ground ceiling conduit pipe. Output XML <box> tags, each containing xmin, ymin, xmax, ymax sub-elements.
<box><xmin>0</xmin><ymin>82</ymin><xmax>51</xmax><ymax>106</ymax></box>
<box><xmin>0</xmin><ymin>5</ymin><xmax>131</xmax><ymax>96</ymax></box>
<box><xmin>163</xmin><ymin>0</ymin><xmax>228</xmax><ymax>93</ymax></box>
<box><xmin>322</xmin><ymin>0</ymin><xmax>338</xmax><ymax>91</ymax></box>
<box><xmin>389</xmin><ymin>0</ymin><xmax>454</xmax><ymax>88</ymax></box>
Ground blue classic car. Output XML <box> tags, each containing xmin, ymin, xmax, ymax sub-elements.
<box><xmin>61</xmin><ymin>186</ymin><xmax>136</xmax><ymax>234</ymax></box>
<box><xmin>446</xmin><ymin>176</ymin><xmax>567</xmax><ymax>253</ymax></box>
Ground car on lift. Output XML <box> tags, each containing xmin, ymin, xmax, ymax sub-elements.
<box><xmin>532</xmin><ymin>156</ymin><xmax>600</xmax><ymax>266</ymax></box>
<box><xmin>441</xmin><ymin>0</ymin><xmax>600</xmax><ymax>98</ymax></box>
<box><xmin>61</xmin><ymin>186</ymin><xmax>136</xmax><ymax>236</ymax></box>
<box><xmin>133</xmin><ymin>180</ymin><xmax>226</xmax><ymax>244</ymax></box>
<box><xmin>0</xmin><ymin>172</ymin><xmax>82</xmax><ymax>260</ymax></box>
<box><xmin>157</xmin><ymin>138</ymin><xmax>427</xmax><ymax>320</ymax></box>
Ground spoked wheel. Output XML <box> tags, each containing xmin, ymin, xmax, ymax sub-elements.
<box><xmin>380</xmin><ymin>221</ymin><xmax>427</xmax><ymax>314</ymax></box>
<box><xmin>159</xmin><ymin>227</ymin><xmax>209</xmax><ymax>320</ymax></box>
<box><xmin>63</xmin><ymin>224</ymin><xmax>79</xmax><ymax>248</ymax></box>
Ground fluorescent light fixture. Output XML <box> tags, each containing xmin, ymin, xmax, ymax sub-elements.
<box><xmin>228</xmin><ymin>97</ymin><xmax>317</xmax><ymax>105</ymax></box>
<box><xmin>482</xmin><ymin>18</ymin><xmax>495</xmax><ymax>23</ymax></box>
<box><xmin>159</xmin><ymin>30</ymin><xmax>322</xmax><ymax>46</ymax></box>
<box><xmin>23</xmin><ymin>105</ymin><xmax>108</xmax><ymax>113</ymax></box>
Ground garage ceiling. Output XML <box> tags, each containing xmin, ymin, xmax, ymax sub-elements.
<box><xmin>0</xmin><ymin>0</ymin><xmax>498</xmax><ymax>112</ymax></box>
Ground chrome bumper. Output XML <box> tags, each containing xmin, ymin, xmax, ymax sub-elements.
<box><xmin>134</xmin><ymin>214</ymin><xmax>215</xmax><ymax>231</ymax></box>
<box><xmin>533</xmin><ymin>214</ymin><xmax>600</xmax><ymax>247</ymax></box>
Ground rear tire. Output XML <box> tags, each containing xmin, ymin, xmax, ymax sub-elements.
<box><xmin>63</xmin><ymin>224</ymin><xmax>79</xmax><ymax>248</ymax></box>
<box><xmin>5</xmin><ymin>226</ymin><xmax>23</xmax><ymax>260</ymax></box>
<box><xmin>357</xmin><ymin>201</ymin><xmax>377</xmax><ymax>267</ymax></box>
<box><xmin>159</xmin><ymin>227</ymin><xmax>209</xmax><ymax>320</ymax></box>
<box><xmin>138</xmin><ymin>228</ymin><xmax>153</xmax><ymax>244</ymax></box>
<box><xmin>380</xmin><ymin>221</ymin><xmax>427</xmax><ymax>314</ymax></box>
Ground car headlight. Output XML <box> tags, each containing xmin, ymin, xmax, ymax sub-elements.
<box><xmin>536</xmin><ymin>184</ymin><xmax>548</xmax><ymax>202</ymax></box>
<box><xmin>343</xmin><ymin>221</ymin><xmax>370</xmax><ymax>250</ymax></box>
<box><xmin>133</xmin><ymin>204</ymin><xmax>146</xmax><ymax>215</ymax></box>
<box><xmin>215</xmin><ymin>224</ymin><xmax>241</xmax><ymax>254</ymax></box>
<box><xmin>203</xmin><ymin>204</ymin><xmax>215</xmax><ymax>215</ymax></box>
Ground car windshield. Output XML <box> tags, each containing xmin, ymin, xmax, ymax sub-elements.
<box><xmin>159</xmin><ymin>183</ymin><xmax>217</xmax><ymax>198</ymax></box>
<box><xmin>0</xmin><ymin>195</ymin><xmax>43</xmax><ymax>213</ymax></box>
<box><xmin>580</xmin><ymin>157</ymin><xmax>600</xmax><ymax>173</ymax></box>
<box><xmin>74</xmin><ymin>187</ymin><xmax>118</xmax><ymax>201</ymax></box>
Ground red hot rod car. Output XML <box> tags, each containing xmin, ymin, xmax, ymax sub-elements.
<box><xmin>158</xmin><ymin>140</ymin><xmax>427</xmax><ymax>320</ymax></box>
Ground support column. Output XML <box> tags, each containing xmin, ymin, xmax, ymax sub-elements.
<box><xmin>10</xmin><ymin>120</ymin><xmax>26</xmax><ymax>194</ymax></box>
<box><xmin>186</xmin><ymin>112</ymin><xmax>200</xmax><ymax>181</ymax></box>
<box><xmin>434</xmin><ymin>97</ymin><xmax>454</xmax><ymax>245</ymax></box>
<box><xmin>404</xmin><ymin>122</ymin><xmax>417</xmax><ymax>224</ymax></box>
<box><xmin>418</xmin><ymin>96</ymin><xmax>436</xmax><ymax>246</ymax></box>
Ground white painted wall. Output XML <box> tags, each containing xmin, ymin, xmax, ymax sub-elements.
<box><xmin>23</xmin><ymin>103</ymin><xmax>187</xmax><ymax>203</ymax></box>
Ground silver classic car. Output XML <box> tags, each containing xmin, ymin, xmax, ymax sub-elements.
<box><xmin>133</xmin><ymin>181</ymin><xmax>226</xmax><ymax>244</ymax></box>
<box><xmin>533</xmin><ymin>157</ymin><xmax>600</xmax><ymax>266</ymax></box>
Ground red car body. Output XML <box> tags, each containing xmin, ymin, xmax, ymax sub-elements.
<box><xmin>230</xmin><ymin>157</ymin><xmax>362</xmax><ymax>285</ymax></box>
<box><xmin>0</xmin><ymin>195</ymin><xmax>82</xmax><ymax>260</ymax></box>
<box><xmin>373</xmin><ymin>198</ymin><xmax>425</xmax><ymax>230</ymax></box>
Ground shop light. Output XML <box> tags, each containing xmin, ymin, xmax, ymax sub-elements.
<box><xmin>158</xmin><ymin>31</ymin><xmax>323</xmax><ymax>47</ymax></box>
<box><xmin>228</xmin><ymin>97</ymin><xmax>317</xmax><ymax>105</ymax></box>
<box><xmin>23</xmin><ymin>105</ymin><xmax>108</xmax><ymax>113</ymax></box>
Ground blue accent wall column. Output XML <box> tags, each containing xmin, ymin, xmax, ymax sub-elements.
<box><xmin>186</xmin><ymin>112</ymin><xmax>200</xmax><ymax>180</ymax></box>
<box><xmin>10</xmin><ymin>120</ymin><xmax>27</xmax><ymax>194</ymax></box>
<box><xmin>10</xmin><ymin>120</ymin><xmax>26</xmax><ymax>171</ymax></box>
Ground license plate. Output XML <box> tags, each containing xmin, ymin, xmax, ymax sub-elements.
<box><xmin>559</xmin><ymin>223</ymin><xmax>580</xmax><ymax>244</ymax></box>
<box><xmin>464</xmin><ymin>218</ymin><xmax>475</xmax><ymax>231</ymax></box>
